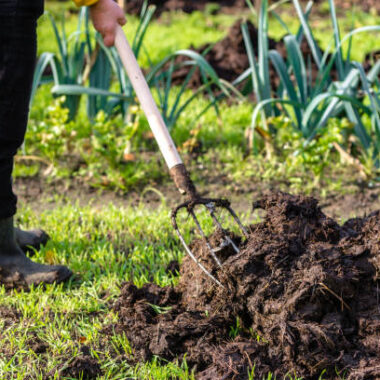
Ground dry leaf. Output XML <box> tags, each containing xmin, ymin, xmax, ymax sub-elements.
<box><xmin>45</xmin><ymin>250</ymin><xmax>56</xmax><ymax>265</ymax></box>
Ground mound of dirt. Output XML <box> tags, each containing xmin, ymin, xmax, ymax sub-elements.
<box><xmin>105</xmin><ymin>192</ymin><xmax>380</xmax><ymax>379</ymax></box>
<box><xmin>170</xmin><ymin>20</ymin><xmax>281</xmax><ymax>88</ymax></box>
<box><xmin>169</xmin><ymin>19</ymin><xmax>378</xmax><ymax>90</ymax></box>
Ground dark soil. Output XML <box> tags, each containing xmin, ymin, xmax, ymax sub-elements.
<box><xmin>45</xmin><ymin>346</ymin><xmax>101</xmax><ymax>380</ymax></box>
<box><xmin>0</xmin><ymin>306</ymin><xmax>20</xmax><ymax>329</ymax></box>
<box><xmin>171</xmin><ymin>20</ymin><xmax>281</xmax><ymax>87</ymax></box>
<box><xmin>28</xmin><ymin>335</ymin><xmax>49</xmax><ymax>354</ymax></box>
<box><xmin>13</xmin><ymin>174</ymin><xmax>380</xmax><ymax>221</ymax></box>
<box><xmin>105</xmin><ymin>192</ymin><xmax>380</xmax><ymax>379</ymax></box>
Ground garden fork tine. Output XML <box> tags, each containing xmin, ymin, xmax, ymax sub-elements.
<box><xmin>115</xmin><ymin>26</ymin><xmax>248</xmax><ymax>287</ymax></box>
<box><xmin>172</xmin><ymin>196</ymin><xmax>249</xmax><ymax>287</ymax></box>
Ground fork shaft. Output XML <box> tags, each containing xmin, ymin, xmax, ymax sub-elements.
<box><xmin>115</xmin><ymin>26</ymin><xmax>183</xmax><ymax>170</ymax></box>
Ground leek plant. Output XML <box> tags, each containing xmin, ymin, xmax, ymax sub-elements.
<box><xmin>146</xmin><ymin>50</ymin><xmax>227</xmax><ymax>130</ymax></box>
<box><xmin>31</xmin><ymin>2</ymin><xmax>225</xmax><ymax>129</ymax></box>
<box><xmin>242</xmin><ymin>0</ymin><xmax>380</xmax><ymax>169</ymax></box>
<box><xmin>31</xmin><ymin>8</ymin><xmax>90</xmax><ymax>120</ymax></box>
<box><xmin>31</xmin><ymin>6</ymin><xmax>147</xmax><ymax>121</ymax></box>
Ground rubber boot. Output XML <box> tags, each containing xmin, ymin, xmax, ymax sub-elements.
<box><xmin>15</xmin><ymin>227</ymin><xmax>50</xmax><ymax>255</ymax></box>
<box><xmin>0</xmin><ymin>217</ymin><xmax>72</xmax><ymax>287</ymax></box>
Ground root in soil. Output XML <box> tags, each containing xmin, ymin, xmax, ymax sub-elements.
<box><xmin>104</xmin><ymin>192</ymin><xmax>380</xmax><ymax>379</ymax></box>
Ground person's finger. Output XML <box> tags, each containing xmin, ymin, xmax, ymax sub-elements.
<box><xmin>103</xmin><ymin>31</ymin><xmax>115</xmax><ymax>47</ymax></box>
<box><xmin>118</xmin><ymin>16</ymin><xmax>127</xmax><ymax>26</ymax></box>
<box><xmin>116</xmin><ymin>7</ymin><xmax>127</xmax><ymax>25</ymax></box>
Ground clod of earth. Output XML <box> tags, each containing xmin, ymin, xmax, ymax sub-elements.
<box><xmin>105</xmin><ymin>192</ymin><xmax>380</xmax><ymax>379</ymax></box>
<box><xmin>45</xmin><ymin>345</ymin><xmax>101</xmax><ymax>380</ymax></box>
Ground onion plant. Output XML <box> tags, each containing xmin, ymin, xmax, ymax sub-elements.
<box><xmin>31</xmin><ymin>8</ymin><xmax>90</xmax><ymax>120</ymax></box>
<box><xmin>32</xmin><ymin>6</ymin><xmax>148</xmax><ymax>121</ymax></box>
<box><xmin>146</xmin><ymin>50</ymin><xmax>228</xmax><ymax>130</ymax></box>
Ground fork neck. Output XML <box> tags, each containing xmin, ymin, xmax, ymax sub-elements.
<box><xmin>170</xmin><ymin>164</ymin><xmax>198</xmax><ymax>200</ymax></box>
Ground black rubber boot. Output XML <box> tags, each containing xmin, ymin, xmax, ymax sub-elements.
<box><xmin>0</xmin><ymin>217</ymin><xmax>72</xmax><ymax>287</ymax></box>
<box><xmin>15</xmin><ymin>227</ymin><xmax>50</xmax><ymax>255</ymax></box>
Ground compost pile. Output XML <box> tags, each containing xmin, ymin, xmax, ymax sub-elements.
<box><xmin>169</xmin><ymin>20</ymin><xmax>347</xmax><ymax>90</ymax></box>
<box><xmin>106</xmin><ymin>192</ymin><xmax>380</xmax><ymax>379</ymax></box>
<box><xmin>170</xmin><ymin>20</ymin><xmax>281</xmax><ymax>88</ymax></box>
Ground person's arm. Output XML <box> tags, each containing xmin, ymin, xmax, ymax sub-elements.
<box><xmin>73</xmin><ymin>0</ymin><xmax>126</xmax><ymax>47</ymax></box>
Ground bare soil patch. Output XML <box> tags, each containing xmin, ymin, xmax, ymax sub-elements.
<box><xmin>0</xmin><ymin>306</ymin><xmax>20</xmax><ymax>328</ymax></box>
<box><xmin>105</xmin><ymin>192</ymin><xmax>380</xmax><ymax>379</ymax></box>
<box><xmin>44</xmin><ymin>346</ymin><xmax>101</xmax><ymax>380</ymax></box>
<box><xmin>13</xmin><ymin>173</ymin><xmax>380</xmax><ymax>221</ymax></box>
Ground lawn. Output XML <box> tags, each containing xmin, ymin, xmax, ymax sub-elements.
<box><xmin>0</xmin><ymin>203</ymin><xmax>190</xmax><ymax>379</ymax></box>
<box><xmin>1</xmin><ymin>0</ymin><xmax>380</xmax><ymax>378</ymax></box>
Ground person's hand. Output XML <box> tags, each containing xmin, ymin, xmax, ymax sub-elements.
<box><xmin>89</xmin><ymin>0</ymin><xmax>126</xmax><ymax>47</ymax></box>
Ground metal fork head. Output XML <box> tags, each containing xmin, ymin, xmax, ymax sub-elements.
<box><xmin>171</xmin><ymin>197</ymin><xmax>249</xmax><ymax>288</ymax></box>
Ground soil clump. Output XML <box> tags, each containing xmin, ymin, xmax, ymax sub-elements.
<box><xmin>45</xmin><ymin>345</ymin><xmax>101</xmax><ymax>380</ymax></box>
<box><xmin>105</xmin><ymin>192</ymin><xmax>380</xmax><ymax>379</ymax></box>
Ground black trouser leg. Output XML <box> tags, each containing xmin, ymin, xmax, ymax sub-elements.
<box><xmin>0</xmin><ymin>0</ymin><xmax>44</xmax><ymax>219</ymax></box>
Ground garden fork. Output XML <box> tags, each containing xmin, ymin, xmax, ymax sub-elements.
<box><xmin>115</xmin><ymin>25</ymin><xmax>249</xmax><ymax>287</ymax></box>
